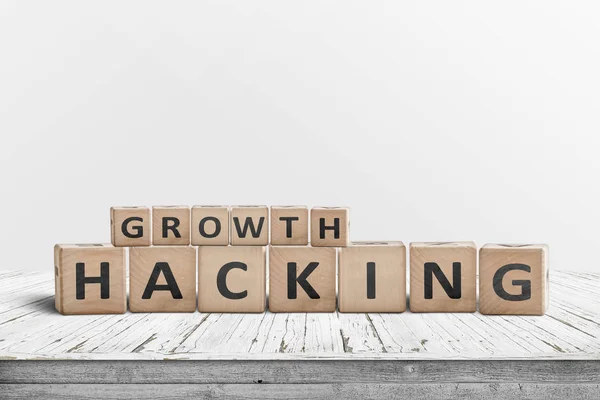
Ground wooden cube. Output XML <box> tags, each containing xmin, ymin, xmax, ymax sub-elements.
<box><xmin>269</xmin><ymin>246</ymin><xmax>336</xmax><ymax>312</ymax></box>
<box><xmin>191</xmin><ymin>205</ymin><xmax>229</xmax><ymax>246</ymax></box>
<box><xmin>339</xmin><ymin>242</ymin><xmax>406</xmax><ymax>313</ymax></box>
<box><xmin>310</xmin><ymin>207</ymin><xmax>349</xmax><ymax>247</ymax></box>
<box><xmin>152</xmin><ymin>206</ymin><xmax>190</xmax><ymax>246</ymax></box>
<box><xmin>479</xmin><ymin>244</ymin><xmax>549</xmax><ymax>315</ymax></box>
<box><xmin>198</xmin><ymin>246</ymin><xmax>266</xmax><ymax>312</ymax></box>
<box><xmin>410</xmin><ymin>242</ymin><xmax>476</xmax><ymax>313</ymax></box>
<box><xmin>230</xmin><ymin>206</ymin><xmax>269</xmax><ymax>246</ymax></box>
<box><xmin>110</xmin><ymin>206</ymin><xmax>150</xmax><ymax>247</ymax></box>
<box><xmin>129</xmin><ymin>246</ymin><xmax>196</xmax><ymax>312</ymax></box>
<box><xmin>270</xmin><ymin>206</ymin><xmax>309</xmax><ymax>245</ymax></box>
<box><xmin>54</xmin><ymin>244</ymin><xmax>126</xmax><ymax>315</ymax></box>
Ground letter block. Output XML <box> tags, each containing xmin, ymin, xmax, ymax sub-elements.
<box><xmin>198</xmin><ymin>246</ymin><xmax>266</xmax><ymax>312</ymax></box>
<box><xmin>479</xmin><ymin>244</ymin><xmax>549</xmax><ymax>315</ymax></box>
<box><xmin>110</xmin><ymin>206</ymin><xmax>150</xmax><ymax>247</ymax></box>
<box><xmin>269</xmin><ymin>246</ymin><xmax>336</xmax><ymax>312</ymax></box>
<box><xmin>129</xmin><ymin>246</ymin><xmax>196</xmax><ymax>312</ymax></box>
<box><xmin>270</xmin><ymin>206</ymin><xmax>309</xmax><ymax>245</ymax></box>
<box><xmin>152</xmin><ymin>206</ymin><xmax>191</xmax><ymax>245</ymax></box>
<box><xmin>410</xmin><ymin>242</ymin><xmax>476</xmax><ymax>313</ymax></box>
<box><xmin>191</xmin><ymin>206</ymin><xmax>229</xmax><ymax>246</ymax></box>
<box><xmin>230</xmin><ymin>206</ymin><xmax>269</xmax><ymax>246</ymax></box>
<box><xmin>54</xmin><ymin>244</ymin><xmax>126</xmax><ymax>315</ymax></box>
<box><xmin>339</xmin><ymin>242</ymin><xmax>406</xmax><ymax>313</ymax></box>
<box><xmin>310</xmin><ymin>207</ymin><xmax>350</xmax><ymax>247</ymax></box>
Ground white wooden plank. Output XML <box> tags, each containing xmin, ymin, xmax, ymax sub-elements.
<box><xmin>0</xmin><ymin>312</ymin><xmax>104</xmax><ymax>353</ymax></box>
<box><xmin>133</xmin><ymin>313</ymin><xmax>209</xmax><ymax>354</ymax></box>
<box><xmin>0</xmin><ymin>280</ymin><xmax>54</xmax><ymax>313</ymax></box>
<box><xmin>247</xmin><ymin>311</ymin><xmax>278</xmax><ymax>353</ymax></box>
<box><xmin>170</xmin><ymin>313</ymin><xmax>224</xmax><ymax>353</ymax></box>
<box><xmin>35</xmin><ymin>314</ymin><xmax>133</xmax><ymax>354</ymax></box>
<box><xmin>0</xmin><ymin>271</ymin><xmax>48</xmax><ymax>290</ymax></box>
<box><xmin>0</xmin><ymin>269</ymin><xmax>599</xmax><ymax>361</ymax></box>
<box><xmin>252</xmin><ymin>312</ymin><xmax>292</xmax><ymax>353</ymax></box>
<box><xmin>445</xmin><ymin>313</ymin><xmax>529</xmax><ymax>355</ymax></box>
<box><xmin>4</xmin><ymin>350</ymin><xmax>600</xmax><ymax>361</ymax></box>
<box><xmin>264</xmin><ymin>313</ymin><xmax>307</xmax><ymax>353</ymax></box>
<box><xmin>425</xmin><ymin>313</ymin><xmax>493</xmax><ymax>355</ymax></box>
<box><xmin>337</xmin><ymin>312</ymin><xmax>386</xmax><ymax>353</ymax></box>
<box><xmin>368</xmin><ymin>313</ymin><xmax>425</xmax><ymax>353</ymax></box>
<box><xmin>86</xmin><ymin>313</ymin><xmax>172</xmax><ymax>354</ymax></box>
<box><xmin>303</xmin><ymin>312</ymin><xmax>344</xmax><ymax>353</ymax></box>
<box><xmin>185</xmin><ymin>313</ymin><xmax>267</xmax><ymax>353</ymax></box>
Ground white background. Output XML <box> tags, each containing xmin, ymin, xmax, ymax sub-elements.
<box><xmin>1</xmin><ymin>1</ymin><xmax>598</xmax><ymax>272</ymax></box>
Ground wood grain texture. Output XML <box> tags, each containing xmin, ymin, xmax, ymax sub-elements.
<box><xmin>53</xmin><ymin>244</ymin><xmax>126</xmax><ymax>315</ymax></box>
<box><xmin>191</xmin><ymin>206</ymin><xmax>229</xmax><ymax>246</ymax></box>
<box><xmin>269</xmin><ymin>247</ymin><xmax>337</xmax><ymax>313</ymax></box>
<box><xmin>3</xmin><ymin>360</ymin><xmax>600</xmax><ymax>384</ymax></box>
<box><xmin>152</xmin><ymin>206</ymin><xmax>191</xmax><ymax>246</ymax></box>
<box><xmin>410</xmin><ymin>242</ymin><xmax>477</xmax><ymax>313</ymax></box>
<box><xmin>110</xmin><ymin>207</ymin><xmax>150</xmax><ymax>247</ymax></box>
<box><xmin>230</xmin><ymin>206</ymin><xmax>269</xmax><ymax>246</ymax></box>
<box><xmin>480</xmin><ymin>244</ymin><xmax>549</xmax><ymax>315</ymax></box>
<box><xmin>198</xmin><ymin>246</ymin><xmax>266</xmax><ymax>312</ymax></box>
<box><xmin>1</xmin><ymin>269</ymin><xmax>599</xmax><ymax>360</ymax></box>
<box><xmin>339</xmin><ymin>242</ymin><xmax>406</xmax><ymax>313</ymax></box>
<box><xmin>2</xmin><ymin>383</ymin><xmax>600</xmax><ymax>400</ymax></box>
<box><xmin>270</xmin><ymin>206</ymin><xmax>309</xmax><ymax>246</ymax></box>
<box><xmin>129</xmin><ymin>246</ymin><xmax>196</xmax><ymax>312</ymax></box>
<box><xmin>310</xmin><ymin>207</ymin><xmax>349</xmax><ymax>247</ymax></box>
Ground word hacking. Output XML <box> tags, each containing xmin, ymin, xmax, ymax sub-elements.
<box><xmin>54</xmin><ymin>205</ymin><xmax>549</xmax><ymax>315</ymax></box>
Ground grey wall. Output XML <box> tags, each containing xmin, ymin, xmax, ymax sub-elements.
<box><xmin>0</xmin><ymin>1</ymin><xmax>598</xmax><ymax>272</ymax></box>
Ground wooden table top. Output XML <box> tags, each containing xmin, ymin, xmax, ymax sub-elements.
<box><xmin>1</xmin><ymin>269</ymin><xmax>598</xmax><ymax>361</ymax></box>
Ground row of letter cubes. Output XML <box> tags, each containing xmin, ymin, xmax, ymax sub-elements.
<box><xmin>111</xmin><ymin>206</ymin><xmax>349</xmax><ymax>247</ymax></box>
<box><xmin>55</xmin><ymin>242</ymin><xmax>549</xmax><ymax>315</ymax></box>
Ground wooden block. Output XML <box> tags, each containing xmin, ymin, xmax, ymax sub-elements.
<box><xmin>129</xmin><ymin>246</ymin><xmax>196</xmax><ymax>312</ymax></box>
<box><xmin>270</xmin><ymin>206</ymin><xmax>309</xmax><ymax>245</ymax></box>
<box><xmin>269</xmin><ymin>246</ymin><xmax>336</xmax><ymax>312</ymax></box>
<box><xmin>110</xmin><ymin>206</ymin><xmax>150</xmax><ymax>247</ymax></box>
<box><xmin>152</xmin><ymin>206</ymin><xmax>190</xmax><ymax>246</ymax></box>
<box><xmin>409</xmin><ymin>242</ymin><xmax>476</xmax><ymax>313</ymax></box>
<box><xmin>338</xmin><ymin>241</ymin><xmax>406</xmax><ymax>313</ymax></box>
<box><xmin>54</xmin><ymin>244</ymin><xmax>126</xmax><ymax>315</ymax></box>
<box><xmin>191</xmin><ymin>205</ymin><xmax>229</xmax><ymax>246</ymax></box>
<box><xmin>310</xmin><ymin>207</ymin><xmax>349</xmax><ymax>247</ymax></box>
<box><xmin>198</xmin><ymin>246</ymin><xmax>266</xmax><ymax>312</ymax></box>
<box><xmin>230</xmin><ymin>206</ymin><xmax>269</xmax><ymax>246</ymax></box>
<box><xmin>479</xmin><ymin>243</ymin><xmax>549</xmax><ymax>315</ymax></box>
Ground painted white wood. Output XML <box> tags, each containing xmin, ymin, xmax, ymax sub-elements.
<box><xmin>0</xmin><ymin>270</ymin><xmax>599</xmax><ymax>361</ymax></box>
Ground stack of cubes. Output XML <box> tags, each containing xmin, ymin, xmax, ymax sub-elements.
<box><xmin>54</xmin><ymin>205</ymin><xmax>549</xmax><ymax>316</ymax></box>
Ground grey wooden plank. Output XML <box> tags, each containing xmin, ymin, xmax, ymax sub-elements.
<box><xmin>1</xmin><ymin>360</ymin><xmax>600</xmax><ymax>384</ymax></box>
<box><xmin>2</xmin><ymin>382</ymin><xmax>600</xmax><ymax>400</ymax></box>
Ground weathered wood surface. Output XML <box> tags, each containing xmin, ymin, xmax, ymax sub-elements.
<box><xmin>0</xmin><ymin>270</ymin><xmax>599</xmax><ymax>361</ymax></box>
<box><xmin>2</xmin><ymin>383</ymin><xmax>600</xmax><ymax>400</ymax></box>
<box><xmin>1</xmin><ymin>360</ymin><xmax>600</xmax><ymax>384</ymax></box>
